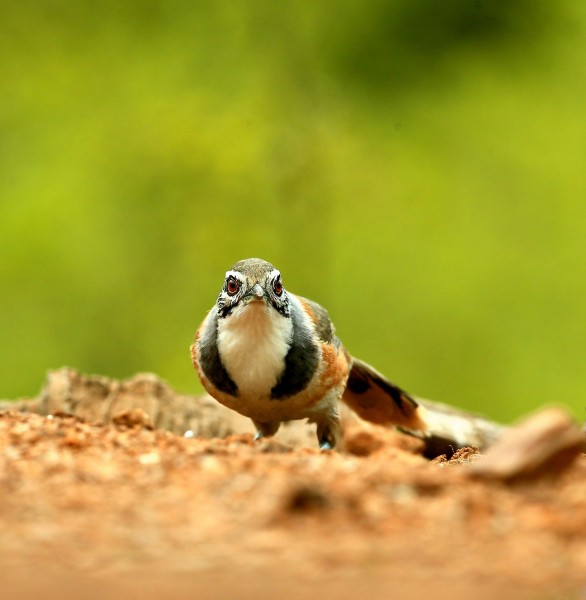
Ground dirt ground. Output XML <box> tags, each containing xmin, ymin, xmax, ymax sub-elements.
<box><xmin>1</xmin><ymin>369</ymin><xmax>586</xmax><ymax>600</ymax></box>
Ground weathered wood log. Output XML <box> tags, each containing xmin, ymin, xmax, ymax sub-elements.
<box><xmin>469</xmin><ymin>407</ymin><xmax>584</xmax><ymax>482</ymax></box>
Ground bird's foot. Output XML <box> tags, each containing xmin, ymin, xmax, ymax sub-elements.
<box><xmin>319</xmin><ymin>439</ymin><xmax>334</xmax><ymax>451</ymax></box>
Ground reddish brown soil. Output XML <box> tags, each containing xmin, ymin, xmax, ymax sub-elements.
<box><xmin>1</xmin><ymin>371</ymin><xmax>586</xmax><ymax>599</ymax></box>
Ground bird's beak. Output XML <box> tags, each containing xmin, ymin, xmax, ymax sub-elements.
<box><xmin>250</xmin><ymin>284</ymin><xmax>264</xmax><ymax>298</ymax></box>
<box><xmin>242</xmin><ymin>284</ymin><xmax>266</xmax><ymax>305</ymax></box>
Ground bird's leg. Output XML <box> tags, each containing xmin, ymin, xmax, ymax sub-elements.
<box><xmin>253</xmin><ymin>420</ymin><xmax>281</xmax><ymax>441</ymax></box>
<box><xmin>314</xmin><ymin>409</ymin><xmax>341</xmax><ymax>451</ymax></box>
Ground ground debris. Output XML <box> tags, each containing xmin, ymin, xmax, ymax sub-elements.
<box><xmin>112</xmin><ymin>408</ymin><xmax>154</xmax><ymax>430</ymax></box>
<box><xmin>431</xmin><ymin>445</ymin><xmax>481</xmax><ymax>466</ymax></box>
<box><xmin>469</xmin><ymin>407</ymin><xmax>584</xmax><ymax>482</ymax></box>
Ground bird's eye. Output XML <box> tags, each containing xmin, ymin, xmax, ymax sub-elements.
<box><xmin>226</xmin><ymin>277</ymin><xmax>240</xmax><ymax>296</ymax></box>
<box><xmin>273</xmin><ymin>277</ymin><xmax>283</xmax><ymax>296</ymax></box>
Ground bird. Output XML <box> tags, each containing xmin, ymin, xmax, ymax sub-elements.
<box><xmin>191</xmin><ymin>258</ymin><xmax>504</xmax><ymax>455</ymax></box>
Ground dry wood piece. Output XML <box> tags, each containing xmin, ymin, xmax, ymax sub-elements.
<box><xmin>469</xmin><ymin>407</ymin><xmax>584</xmax><ymax>482</ymax></box>
<box><xmin>1</xmin><ymin>367</ymin><xmax>246</xmax><ymax>438</ymax></box>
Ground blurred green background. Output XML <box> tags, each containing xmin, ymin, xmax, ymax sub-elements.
<box><xmin>2</xmin><ymin>1</ymin><xmax>585</xmax><ymax>423</ymax></box>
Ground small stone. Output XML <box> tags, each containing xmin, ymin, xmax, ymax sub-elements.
<box><xmin>138</xmin><ymin>452</ymin><xmax>161</xmax><ymax>465</ymax></box>
<box><xmin>344</xmin><ymin>429</ymin><xmax>384</xmax><ymax>457</ymax></box>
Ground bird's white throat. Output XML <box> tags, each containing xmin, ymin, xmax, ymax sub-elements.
<box><xmin>217</xmin><ymin>301</ymin><xmax>293</xmax><ymax>398</ymax></box>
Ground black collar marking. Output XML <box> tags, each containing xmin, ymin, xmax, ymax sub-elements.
<box><xmin>271</xmin><ymin>300</ymin><xmax>319</xmax><ymax>400</ymax></box>
<box><xmin>198</xmin><ymin>312</ymin><xmax>238</xmax><ymax>397</ymax></box>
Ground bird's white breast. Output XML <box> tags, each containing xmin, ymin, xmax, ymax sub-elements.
<box><xmin>216</xmin><ymin>301</ymin><xmax>293</xmax><ymax>399</ymax></box>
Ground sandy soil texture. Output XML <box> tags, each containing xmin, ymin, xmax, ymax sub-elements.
<box><xmin>1</xmin><ymin>369</ymin><xmax>585</xmax><ymax>600</ymax></box>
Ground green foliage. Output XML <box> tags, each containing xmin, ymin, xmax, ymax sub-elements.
<box><xmin>1</xmin><ymin>1</ymin><xmax>585</xmax><ymax>423</ymax></box>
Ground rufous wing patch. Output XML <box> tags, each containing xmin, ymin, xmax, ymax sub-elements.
<box><xmin>342</xmin><ymin>358</ymin><xmax>426</xmax><ymax>430</ymax></box>
<box><xmin>296</xmin><ymin>295</ymin><xmax>336</xmax><ymax>345</ymax></box>
<box><xmin>318</xmin><ymin>342</ymin><xmax>350</xmax><ymax>391</ymax></box>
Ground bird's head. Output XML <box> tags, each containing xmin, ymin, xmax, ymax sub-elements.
<box><xmin>216</xmin><ymin>258</ymin><xmax>289</xmax><ymax>318</ymax></box>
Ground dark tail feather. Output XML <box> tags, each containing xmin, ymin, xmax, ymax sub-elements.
<box><xmin>343</xmin><ymin>358</ymin><xmax>505</xmax><ymax>457</ymax></box>
<box><xmin>342</xmin><ymin>358</ymin><xmax>427</xmax><ymax>431</ymax></box>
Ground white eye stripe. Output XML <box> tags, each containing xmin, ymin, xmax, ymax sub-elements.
<box><xmin>225</xmin><ymin>270</ymin><xmax>246</xmax><ymax>283</ymax></box>
<box><xmin>268</xmin><ymin>269</ymin><xmax>281</xmax><ymax>283</ymax></box>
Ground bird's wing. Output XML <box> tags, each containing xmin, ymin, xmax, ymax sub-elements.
<box><xmin>342</xmin><ymin>357</ymin><xmax>426</xmax><ymax>430</ymax></box>
<box><xmin>294</xmin><ymin>295</ymin><xmax>339</xmax><ymax>346</ymax></box>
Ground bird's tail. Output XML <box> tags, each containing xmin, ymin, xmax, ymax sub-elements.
<box><xmin>342</xmin><ymin>358</ymin><xmax>505</xmax><ymax>457</ymax></box>
<box><xmin>412</xmin><ymin>398</ymin><xmax>506</xmax><ymax>458</ymax></box>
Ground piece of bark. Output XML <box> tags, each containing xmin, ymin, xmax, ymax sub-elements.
<box><xmin>469</xmin><ymin>407</ymin><xmax>583</xmax><ymax>482</ymax></box>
